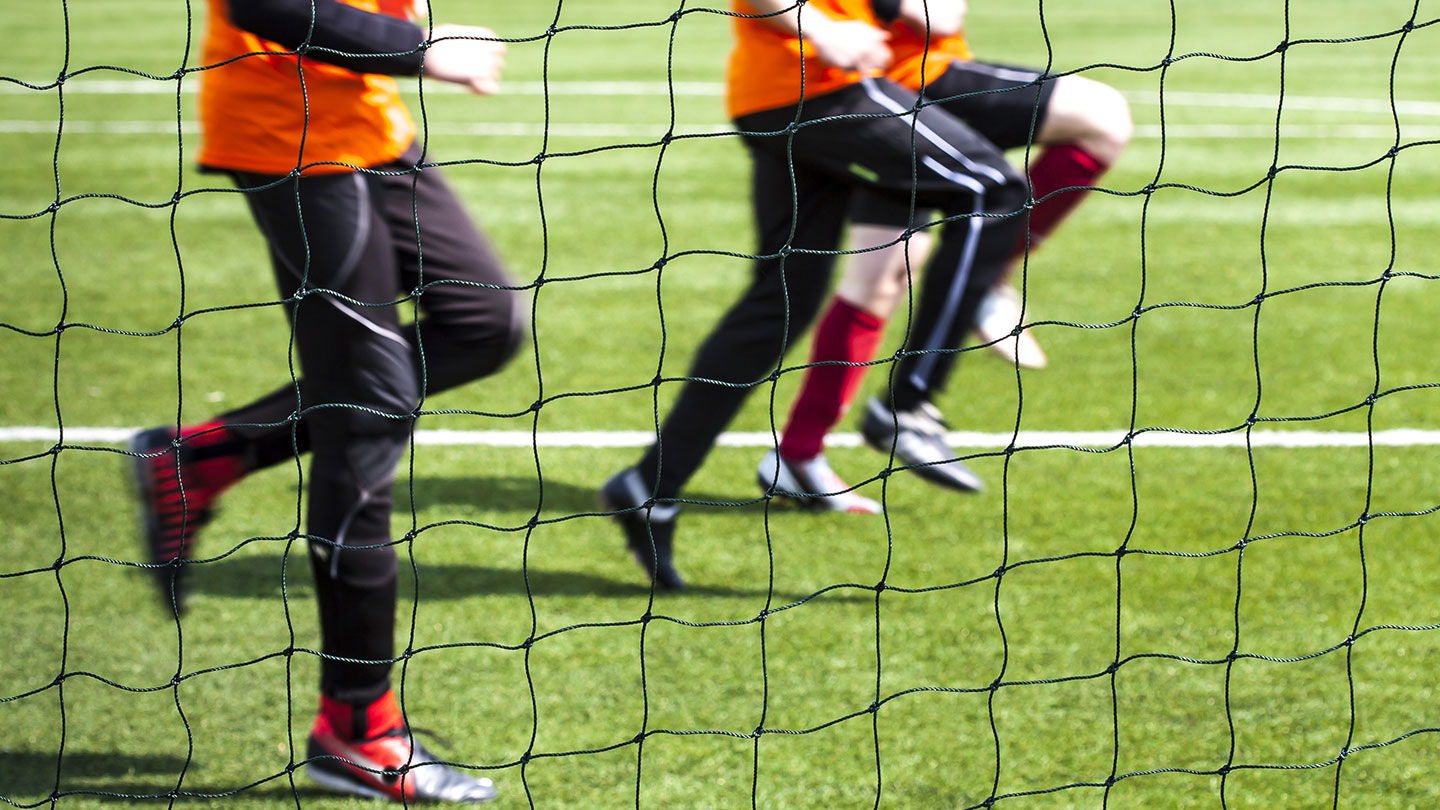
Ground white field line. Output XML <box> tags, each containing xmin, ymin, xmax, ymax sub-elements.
<box><xmin>5</xmin><ymin>83</ymin><xmax>1440</xmax><ymax>140</ymax></box>
<box><xmin>6</xmin><ymin>120</ymin><xmax>1440</xmax><ymax>141</ymax></box>
<box><xmin>0</xmin><ymin>80</ymin><xmax>727</xmax><ymax>97</ymax></box>
<box><xmin>5</xmin><ymin>426</ymin><xmax>1440</xmax><ymax>450</ymax></box>
<box><xmin>8</xmin><ymin>81</ymin><xmax>1440</xmax><ymax>118</ymax></box>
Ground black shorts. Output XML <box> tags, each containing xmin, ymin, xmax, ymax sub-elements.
<box><xmin>921</xmin><ymin>59</ymin><xmax>1056</xmax><ymax>150</ymax></box>
<box><xmin>851</xmin><ymin>60</ymin><xmax>1055</xmax><ymax>228</ymax></box>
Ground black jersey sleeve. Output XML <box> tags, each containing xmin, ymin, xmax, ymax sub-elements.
<box><xmin>870</xmin><ymin>0</ymin><xmax>902</xmax><ymax>24</ymax></box>
<box><xmin>225</xmin><ymin>0</ymin><xmax>426</xmax><ymax>76</ymax></box>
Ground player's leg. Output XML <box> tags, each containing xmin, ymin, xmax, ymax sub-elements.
<box><xmin>132</xmin><ymin>170</ymin><xmax>412</xmax><ymax>611</ymax></box>
<box><xmin>188</xmin><ymin>153</ymin><xmax>526</xmax><ymax>461</ymax></box>
<box><xmin>927</xmin><ymin>61</ymin><xmax>1130</xmax><ymax>251</ymax></box>
<box><xmin>761</xmin><ymin>77</ymin><xmax>1025</xmax><ymax>499</ymax></box>
<box><xmin>604</xmin><ymin>119</ymin><xmax>851</xmax><ymax>588</ymax></box>
<box><xmin>235</xmin><ymin>169</ymin><xmax>413</xmax><ymax>692</ymax></box>
<box><xmin>928</xmin><ymin>61</ymin><xmax>1132</xmax><ymax>367</ymax></box>
<box><xmin>768</xmin><ymin>200</ymin><xmax>934</xmax><ymax>513</ymax></box>
<box><xmin>1017</xmin><ymin>72</ymin><xmax>1132</xmax><ymax>251</ymax></box>
<box><xmin>840</xmin><ymin>78</ymin><xmax>1028</xmax><ymax>492</ymax></box>
<box><xmin>376</xmin><ymin>152</ymin><xmax>526</xmax><ymax>396</ymax></box>
<box><xmin>238</xmin><ymin>170</ymin><xmax>497</xmax><ymax>804</ymax></box>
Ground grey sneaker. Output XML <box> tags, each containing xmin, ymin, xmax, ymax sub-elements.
<box><xmin>973</xmin><ymin>283</ymin><xmax>1047</xmax><ymax>368</ymax></box>
<box><xmin>600</xmin><ymin>467</ymin><xmax>685</xmax><ymax>591</ymax></box>
<box><xmin>306</xmin><ymin>727</ymin><xmax>497</xmax><ymax>804</ymax></box>
<box><xmin>756</xmin><ymin>449</ymin><xmax>881</xmax><ymax>514</ymax></box>
<box><xmin>859</xmin><ymin>397</ymin><xmax>985</xmax><ymax>493</ymax></box>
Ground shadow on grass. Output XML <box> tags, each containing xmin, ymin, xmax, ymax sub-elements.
<box><xmin>403</xmin><ymin>473</ymin><xmax>772</xmax><ymax>517</ymax></box>
<box><xmin>167</xmin><ymin>473</ymin><xmax>869</xmax><ymax>606</ymax></box>
<box><xmin>186</xmin><ymin>553</ymin><xmax>864</xmax><ymax>607</ymax></box>
<box><xmin>0</xmin><ymin>750</ymin><xmax>337</xmax><ymax>804</ymax></box>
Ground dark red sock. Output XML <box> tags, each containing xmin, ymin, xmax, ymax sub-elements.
<box><xmin>1010</xmin><ymin>143</ymin><xmax>1107</xmax><ymax>261</ymax></box>
<box><xmin>779</xmin><ymin>297</ymin><xmax>886</xmax><ymax>462</ymax></box>
<box><xmin>178</xmin><ymin>419</ymin><xmax>249</xmax><ymax>491</ymax></box>
<box><xmin>318</xmin><ymin>689</ymin><xmax>403</xmax><ymax>740</ymax></box>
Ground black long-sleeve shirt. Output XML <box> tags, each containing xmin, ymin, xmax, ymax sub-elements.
<box><xmin>225</xmin><ymin>0</ymin><xmax>427</xmax><ymax>76</ymax></box>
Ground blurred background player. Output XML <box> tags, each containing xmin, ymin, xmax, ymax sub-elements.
<box><xmin>600</xmin><ymin>0</ymin><xmax>1028</xmax><ymax>587</ymax></box>
<box><xmin>764</xmin><ymin>0</ymin><xmax>1132</xmax><ymax>504</ymax></box>
<box><xmin>130</xmin><ymin>0</ymin><xmax>522</xmax><ymax>802</ymax></box>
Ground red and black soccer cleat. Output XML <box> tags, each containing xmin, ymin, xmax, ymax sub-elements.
<box><xmin>130</xmin><ymin>422</ymin><xmax>246</xmax><ymax>612</ymax></box>
<box><xmin>306</xmin><ymin>691</ymin><xmax>498</xmax><ymax>804</ymax></box>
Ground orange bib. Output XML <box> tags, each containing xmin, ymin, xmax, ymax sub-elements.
<box><xmin>726</xmin><ymin>0</ymin><xmax>883</xmax><ymax>119</ymax></box>
<box><xmin>196</xmin><ymin>0</ymin><xmax>417</xmax><ymax>175</ymax></box>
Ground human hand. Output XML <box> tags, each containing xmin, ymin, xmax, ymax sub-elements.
<box><xmin>898</xmin><ymin>0</ymin><xmax>966</xmax><ymax>38</ymax></box>
<box><xmin>803</xmin><ymin>15</ymin><xmax>892</xmax><ymax>73</ymax></box>
<box><xmin>423</xmin><ymin>23</ymin><xmax>506</xmax><ymax>94</ymax></box>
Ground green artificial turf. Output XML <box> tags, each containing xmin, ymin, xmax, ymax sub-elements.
<box><xmin>4</xmin><ymin>1</ymin><xmax>1440</xmax><ymax>808</ymax></box>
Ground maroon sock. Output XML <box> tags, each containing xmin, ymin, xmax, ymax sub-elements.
<box><xmin>1010</xmin><ymin>143</ymin><xmax>1107</xmax><ymax>261</ymax></box>
<box><xmin>178</xmin><ymin>420</ymin><xmax>248</xmax><ymax>492</ymax></box>
<box><xmin>318</xmin><ymin>689</ymin><xmax>403</xmax><ymax>740</ymax></box>
<box><xmin>779</xmin><ymin>297</ymin><xmax>886</xmax><ymax>462</ymax></box>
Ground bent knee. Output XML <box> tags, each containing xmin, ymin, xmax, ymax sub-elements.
<box><xmin>1044</xmin><ymin>75</ymin><xmax>1134</xmax><ymax>164</ymax></box>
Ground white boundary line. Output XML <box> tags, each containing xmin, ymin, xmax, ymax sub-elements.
<box><xmin>8</xmin><ymin>82</ymin><xmax>1440</xmax><ymax>117</ymax></box>
<box><xmin>6</xmin><ymin>83</ymin><xmax>1437</xmax><ymax>140</ymax></box>
<box><xmin>5</xmin><ymin>426</ymin><xmax>1440</xmax><ymax>449</ymax></box>
<box><xmin>5</xmin><ymin>120</ymin><xmax>1438</xmax><ymax>141</ymax></box>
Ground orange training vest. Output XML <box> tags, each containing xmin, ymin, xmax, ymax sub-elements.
<box><xmin>196</xmin><ymin>0</ymin><xmax>417</xmax><ymax>175</ymax></box>
<box><xmin>884</xmin><ymin>22</ymin><xmax>972</xmax><ymax>92</ymax></box>
<box><xmin>726</xmin><ymin>0</ymin><xmax>884</xmax><ymax>120</ymax></box>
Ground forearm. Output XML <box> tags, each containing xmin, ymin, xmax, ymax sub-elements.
<box><xmin>893</xmin><ymin>0</ymin><xmax>965</xmax><ymax>38</ymax></box>
<box><xmin>226</xmin><ymin>0</ymin><xmax>426</xmax><ymax>75</ymax></box>
<box><xmin>741</xmin><ymin>0</ymin><xmax>836</xmax><ymax>37</ymax></box>
<box><xmin>740</xmin><ymin>0</ymin><xmax>891</xmax><ymax>71</ymax></box>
